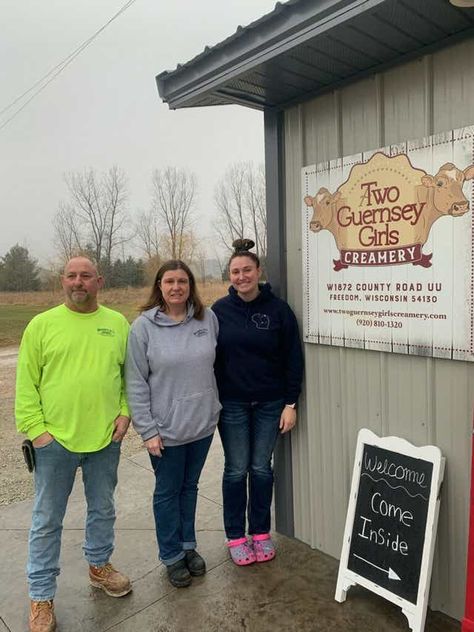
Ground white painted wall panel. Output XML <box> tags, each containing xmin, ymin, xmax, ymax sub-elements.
<box><xmin>340</xmin><ymin>76</ymin><xmax>381</xmax><ymax>155</ymax></box>
<box><xmin>383</xmin><ymin>58</ymin><xmax>430</xmax><ymax>143</ymax></box>
<box><xmin>284</xmin><ymin>39</ymin><xmax>474</xmax><ymax>620</ymax></box>
<box><xmin>433</xmin><ymin>39</ymin><xmax>474</xmax><ymax>134</ymax></box>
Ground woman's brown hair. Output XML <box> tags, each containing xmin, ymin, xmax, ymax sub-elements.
<box><xmin>228</xmin><ymin>238</ymin><xmax>260</xmax><ymax>268</ymax></box>
<box><xmin>140</xmin><ymin>260</ymin><xmax>205</xmax><ymax>320</ymax></box>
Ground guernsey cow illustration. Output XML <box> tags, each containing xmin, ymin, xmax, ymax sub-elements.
<box><xmin>304</xmin><ymin>153</ymin><xmax>474</xmax><ymax>270</ymax></box>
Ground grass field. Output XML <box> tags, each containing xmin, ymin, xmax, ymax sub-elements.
<box><xmin>0</xmin><ymin>282</ymin><xmax>228</xmax><ymax>348</ymax></box>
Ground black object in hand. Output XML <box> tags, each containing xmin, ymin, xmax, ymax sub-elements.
<box><xmin>21</xmin><ymin>440</ymin><xmax>35</xmax><ymax>472</ymax></box>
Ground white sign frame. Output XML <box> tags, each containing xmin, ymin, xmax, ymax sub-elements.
<box><xmin>302</xmin><ymin>126</ymin><xmax>474</xmax><ymax>361</ymax></box>
<box><xmin>335</xmin><ymin>429</ymin><xmax>445</xmax><ymax>632</ymax></box>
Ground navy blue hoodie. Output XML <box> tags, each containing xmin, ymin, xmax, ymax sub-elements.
<box><xmin>212</xmin><ymin>283</ymin><xmax>303</xmax><ymax>403</ymax></box>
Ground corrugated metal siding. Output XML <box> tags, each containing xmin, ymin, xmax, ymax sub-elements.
<box><xmin>284</xmin><ymin>37</ymin><xmax>474</xmax><ymax>620</ymax></box>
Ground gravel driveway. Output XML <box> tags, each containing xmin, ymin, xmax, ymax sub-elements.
<box><xmin>0</xmin><ymin>347</ymin><xmax>143</xmax><ymax>506</ymax></box>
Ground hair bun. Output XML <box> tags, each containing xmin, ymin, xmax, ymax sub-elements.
<box><xmin>232</xmin><ymin>238</ymin><xmax>255</xmax><ymax>253</ymax></box>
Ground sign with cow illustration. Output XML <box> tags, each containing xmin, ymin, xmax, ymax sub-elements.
<box><xmin>302</xmin><ymin>126</ymin><xmax>474</xmax><ymax>360</ymax></box>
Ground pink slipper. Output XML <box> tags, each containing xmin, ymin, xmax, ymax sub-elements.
<box><xmin>252</xmin><ymin>534</ymin><xmax>276</xmax><ymax>562</ymax></box>
<box><xmin>227</xmin><ymin>537</ymin><xmax>256</xmax><ymax>566</ymax></box>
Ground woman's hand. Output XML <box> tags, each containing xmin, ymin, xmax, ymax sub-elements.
<box><xmin>279</xmin><ymin>406</ymin><xmax>297</xmax><ymax>434</ymax></box>
<box><xmin>144</xmin><ymin>435</ymin><xmax>164</xmax><ymax>457</ymax></box>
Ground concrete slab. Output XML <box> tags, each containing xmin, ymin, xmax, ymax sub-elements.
<box><xmin>0</xmin><ymin>438</ymin><xmax>460</xmax><ymax>632</ymax></box>
<box><xmin>0</xmin><ymin>618</ymin><xmax>10</xmax><ymax>632</ymax></box>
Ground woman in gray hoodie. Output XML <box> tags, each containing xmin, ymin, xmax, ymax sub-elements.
<box><xmin>125</xmin><ymin>260</ymin><xmax>221</xmax><ymax>588</ymax></box>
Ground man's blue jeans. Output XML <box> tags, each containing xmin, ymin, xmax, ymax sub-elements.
<box><xmin>28</xmin><ymin>438</ymin><xmax>121</xmax><ymax>601</ymax></box>
<box><xmin>149</xmin><ymin>434</ymin><xmax>213</xmax><ymax>566</ymax></box>
<box><xmin>218</xmin><ymin>399</ymin><xmax>284</xmax><ymax>540</ymax></box>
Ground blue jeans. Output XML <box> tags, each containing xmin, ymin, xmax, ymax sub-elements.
<box><xmin>218</xmin><ymin>399</ymin><xmax>284</xmax><ymax>540</ymax></box>
<box><xmin>28</xmin><ymin>438</ymin><xmax>121</xmax><ymax>601</ymax></box>
<box><xmin>149</xmin><ymin>434</ymin><xmax>213</xmax><ymax>566</ymax></box>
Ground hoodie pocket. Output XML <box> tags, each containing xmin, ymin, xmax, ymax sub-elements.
<box><xmin>159</xmin><ymin>388</ymin><xmax>222</xmax><ymax>444</ymax></box>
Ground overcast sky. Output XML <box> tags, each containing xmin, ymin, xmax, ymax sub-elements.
<box><xmin>0</xmin><ymin>0</ymin><xmax>277</xmax><ymax>265</ymax></box>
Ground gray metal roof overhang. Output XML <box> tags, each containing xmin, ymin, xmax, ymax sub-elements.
<box><xmin>156</xmin><ymin>0</ymin><xmax>474</xmax><ymax>112</ymax></box>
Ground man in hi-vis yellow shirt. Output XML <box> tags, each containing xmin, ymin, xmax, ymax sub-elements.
<box><xmin>15</xmin><ymin>257</ymin><xmax>132</xmax><ymax>632</ymax></box>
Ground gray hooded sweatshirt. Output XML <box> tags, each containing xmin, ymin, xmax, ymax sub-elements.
<box><xmin>125</xmin><ymin>306</ymin><xmax>221</xmax><ymax>446</ymax></box>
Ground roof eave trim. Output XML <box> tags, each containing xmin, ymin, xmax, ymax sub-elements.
<box><xmin>157</xmin><ymin>0</ymin><xmax>387</xmax><ymax>109</ymax></box>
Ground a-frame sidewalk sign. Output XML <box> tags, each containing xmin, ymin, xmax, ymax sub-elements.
<box><xmin>335</xmin><ymin>428</ymin><xmax>445</xmax><ymax>632</ymax></box>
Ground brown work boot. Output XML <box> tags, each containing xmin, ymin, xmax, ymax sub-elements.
<box><xmin>89</xmin><ymin>562</ymin><xmax>132</xmax><ymax>597</ymax></box>
<box><xmin>29</xmin><ymin>600</ymin><xmax>56</xmax><ymax>632</ymax></box>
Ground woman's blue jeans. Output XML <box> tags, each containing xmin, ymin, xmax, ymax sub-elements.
<box><xmin>149</xmin><ymin>434</ymin><xmax>213</xmax><ymax>566</ymax></box>
<box><xmin>218</xmin><ymin>399</ymin><xmax>284</xmax><ymax>540</ymax></box>
<box><xmin>28</xmin><ymin>438</ymin><xmax>121</xmax><ymax>601</ymax></box>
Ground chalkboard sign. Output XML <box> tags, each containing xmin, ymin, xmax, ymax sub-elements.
<box><xmin>335</xmin><ymin>429</ymin><xmax>444</xmax><ymax>632</ymax></box>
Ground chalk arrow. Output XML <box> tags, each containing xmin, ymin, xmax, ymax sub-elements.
<box><xmin>388</xmin><ymin>567</ymin><xmax>401</xmax><ymax>581</ymax></box>
<box><xmin>353</xmin><ymin>554</ymin><xmax>401</xmax><ymax>581</ymax></box>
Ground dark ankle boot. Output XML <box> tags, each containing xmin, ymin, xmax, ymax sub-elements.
<box><xmin>166</xmin><ymin>559</ymin><xmax>192</xmax><ymax>587</ymax></box>
<box><xmin>185</xmin><ymin>550</ymin><xmax>206</xmax><ymax>576</ymax></box>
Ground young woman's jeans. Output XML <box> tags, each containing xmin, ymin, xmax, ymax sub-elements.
<box><xmin>218</xmin><ymin>399</ymin><xmax>284</xmax><ymax>540</ymax></box>
<box><xmin>28</xmin><ymin>438</ymin><xmax>121</xmax><ymax>601</ymax></box>
<box><xmin>149</xmin><ymin>434</ymin><xmax>213</xmax><ymax>566</ymax></box>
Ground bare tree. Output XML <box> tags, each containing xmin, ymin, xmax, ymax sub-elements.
<box><xmin>195</xmin><ymin>246</ymin><xmax>207</xmax><ymax>284</ymax></box>
<box><xmin>52</xmin><ymin>202</ymin><xmax>83</xmax><ymax>262</ymax></box>
<box><xmin>214</xmin><ymin>164</ymin><xmax>246</xmax><ymax>253</ymax></box>
<box><xmin>53</xmin><ymin>166</ymin><xmax>130</xmax><ymax>266</ymax></box>
<box><xmin>214</xmin><ymin>162</ymin><xmax>266</xmax><ymax>258</ymax></box>
<box><xmin>143</xmin><ymin>254</ymin><xmax>162</xmax><ymax>285</ymax></box>
<box><xmin>159</xmin><ymin>230</ymin><xmax>200</xmax><ymax>265</ymax></box>
<box><xmin>213</xmin><ymin>248</ymin><xmax>228</xmax><ymax>281</ymax></box>
<box><xmin>151</xmin><ymin>167</ymin><xmax>196</xmax><ymax>259</ymax></box>
<box><xmin>135</xmin><ymin>209</ymin><xmax>161</xmax><ymax>259</ymax></box>
<box><xmin>245</xmin><ymin>163</ymin><xmax>266</xmax><ymax>258</ymax></box>
<box><xmin>101</xmin><ymin>166</ymin><xmax>129</xmax><ymax>264</ymax></box>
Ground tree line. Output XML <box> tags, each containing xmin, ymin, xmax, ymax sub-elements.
<box><xmin>0</xmin><ymin>161</ymin><xmax>266</xmax><ymax>291</ymax></box>
<box><xmin>54</xmin><ymin>162</ymin><xmax>266</xmax><ymax>276</ymax></box>
<box><xmin>0</xmin><ymin>245</ymin><xmax>146</xmax><ymax>291</ymax></box>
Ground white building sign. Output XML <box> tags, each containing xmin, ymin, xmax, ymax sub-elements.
<box><xmin>302</xmin><ymin>126</ymin><xmax>474</xmax><ymax>360</ymax></box>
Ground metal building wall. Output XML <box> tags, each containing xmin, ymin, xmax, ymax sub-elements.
<box><xmin>284</xmin><ymin>38</ymin><xmax>474</xmax><ymax>620</ymax></box>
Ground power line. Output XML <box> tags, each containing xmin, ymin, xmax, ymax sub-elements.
<box><xmin>0</xmin><ymin>0</ymin><xmax>139</xmax><ymax>132</ymax></box>
<box><xmin>1</xmin><ymin>0</ymin><xmax>138</xmax><ymax>117</ymax></box>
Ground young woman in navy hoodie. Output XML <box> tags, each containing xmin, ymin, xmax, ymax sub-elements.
<box><xmin>212</xmin><ymin>240</ymin><xmax>303</xmax><ymax>565</ymax></box>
